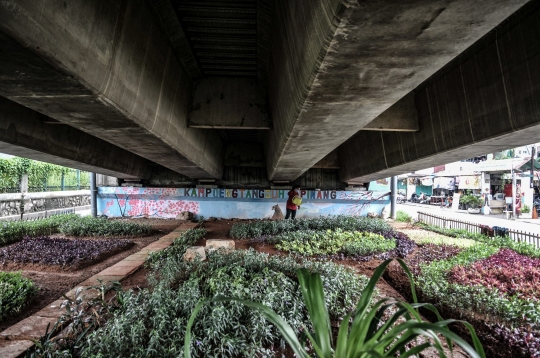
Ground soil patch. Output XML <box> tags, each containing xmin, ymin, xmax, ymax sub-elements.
<box><xmin>0</xmin><ymin>219</ymin><xmax>184</xmax><ymax>332</ymax></box>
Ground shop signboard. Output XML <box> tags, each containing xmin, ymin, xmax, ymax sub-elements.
<box><xmin>458</xmin><ymin>175</ymin><xmax>481</xmax><ymax>189</ymax></box>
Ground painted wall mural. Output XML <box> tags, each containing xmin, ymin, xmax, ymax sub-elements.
<box><xmin>98</xmin><ymin>186</ymin><xmax>391</xmax><ymax>219</ymax></box>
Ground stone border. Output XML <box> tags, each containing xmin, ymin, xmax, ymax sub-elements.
<box><xmin>0</xmin><ymin>223</ymin><xmax>198</xmax><ymax>357</ymax></box>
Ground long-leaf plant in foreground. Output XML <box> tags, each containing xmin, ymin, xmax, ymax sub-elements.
<box><xmin>185</xmin><ymin>259</ymin><xmax>486</xmax><ymax>358</ymax></box>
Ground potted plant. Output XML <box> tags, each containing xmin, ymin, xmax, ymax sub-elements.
<box><xmin>467</xmin><ymin>196</ymin><xmax>482</xmax><ymax>214</ymax></box>
<box><xmin>521</xmin><ymin>204</ymin><xmax>532</xmax><ymax>218</ymax></box>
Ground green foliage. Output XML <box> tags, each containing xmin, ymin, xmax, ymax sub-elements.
<box><xmin>396</xmin><ymin>210</ymin><xmax>413</xmax><ymax>223</ymax></box>
<box><xmin>460</xmin><ymin>195</ymin><xmax>482</xmax><ymax>208</ymax></box>
<box><xmin>400</xmin><ymin>229</ymin><xmax>477</xmax><ymax>248</ymax></box>
<box><xmin>0</xmin><ymin>271</ymin><xmax>37</xmax><ymax>321</ymax></box>
<box><xmin>0</xmin><ymin>214</ymin><xmax>79</xmax><ymax>246</ymax></box>
<box><xmin>271</xmin><ymin>229</ymin><xmax>396</xmax><ymax>256</ymax></box>
<box><xmin>58</xmin><ymin>216</ymin><xmax>153</xmax><ymax>237</ymax></box>
<box><xmin>82</xmin><ymin>249</ymin><xmax>369</xmax><ymax>357</ymax></box>
<box><xmin>0</xmin><ymin>157</ymin><xmax>88</xmax><ymax>191</ymax></box>
<box><xmin>417</xmin><ymin>223</ymin><xmax>540</xmax><ymax>258</ymax></box>
<box><xmin>417</xmin><ymin>244</ymin><xmax>540</xmax><ymax>326</ymax></box>
<box><xmin>230</xmin><ymin>216</ymin><xmax>392</xmax><ymax>239</ymax></box>
<box><xmin>146</xmin><ymin>228</ymin><xmax>207</xmax><ymax>270</ymax></box>
<box><xmin>521</xmin><ymin>205</ymin><xmax>531</xmax><ymax>214</ymax></box>
<box><xmin>186</xmin><ymin>259</ymin><xmax>485</xmax><ymax>358</ymax></box>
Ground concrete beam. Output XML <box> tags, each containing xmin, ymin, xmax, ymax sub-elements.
<box><xmin>0</xmin><ymin>0</ymin><xmax>223</xmax><ymax>179</ymax></box>
<box><xmin>188</xmin><ymin>78</ymin><xmax>271</xmax><ymax>129</ymax></box>
<box><xmin>339</xmin><ymin>2</ymin><xmax>540</xmax><ymax>182</ymax></box>
<box><xmin>0</xmin><ymin>96</ymin><xmax>150</xmax><ymax>179</ymax></box>
<box><xmin>361</xmin><ymin>93</ymin><xmax>419</xmax><ymax>132</ymax></box>
<box><xmin>266</xmin><ymin>0</ymin><xmax>529</xmax><ymax>181</ymax></box>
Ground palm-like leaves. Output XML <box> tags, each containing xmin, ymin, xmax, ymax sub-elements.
<box><xmin>185</xmin><ymin>259</ymin><xmax>485</xmax><ymax>358</ymax></box>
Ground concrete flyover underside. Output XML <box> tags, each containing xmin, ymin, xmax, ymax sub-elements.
<box><xmin>0</xmin><ymin>0</ymin><xmax>539</xmax><ymax>186</ymax></box>
<box><xmin>0</xmin><ymin>0</ymin><xmax>223</xmax><ymax>179</ymax></box>
<box><xmin>0</xmin><ymin>96</ymin><xmax>152</xmax><ymax>179</ymax></box>
<box><xmin>265</xmin><ymin>0</ymin><xmax>529</xmax><ymax>181</ymax></box>
<box><xmin>339</xmin><ymin>1</ymin><xmax>540</xmax><ymax>183</ymax></box>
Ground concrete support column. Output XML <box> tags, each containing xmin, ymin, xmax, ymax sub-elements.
<box><xmin>20</xmin><ymin>174</ymin><xmax>28</xmax><ymax>193</ymax></box>
<box><xmin>90</xmin><ymin>173</ymin><xmax>97</xmax><ymax>218</ymax></box>
<box><xmin>390</xmin><ymin>176</ymin><xmax>397</xmax><ymax>220</ymax></box>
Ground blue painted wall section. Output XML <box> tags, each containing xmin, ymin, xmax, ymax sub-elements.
<box><xmin>98</xmin><ymin>186</ymin><xmax>391</xmax><ymax>219</ymax></box>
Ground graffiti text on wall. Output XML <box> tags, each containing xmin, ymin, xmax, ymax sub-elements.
<box><xmin>183</xmin><ymin>189</ymin><xmax>338</xmax><ymax>200</ymax></box>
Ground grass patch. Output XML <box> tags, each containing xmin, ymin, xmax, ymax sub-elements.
<box><xmin>399</xmin><ymin>229</ymin><xmax>477</xmax><ymax>248</ymax></box>
<box><xmin>0</xmin><ymin>271</ymin><xmax>37</xmax><ymax>321</ymax></box>
<box><xmin>396</xmin><ymin>210</ymin><xmax>413</xmax><ymax>223</ymax></box>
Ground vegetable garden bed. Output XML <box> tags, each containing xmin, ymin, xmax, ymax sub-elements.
<box><xmin>384</xmin><ymin>224</ymin><xmax>540</xmax><ymax>358</ymax></box>
<box><xmin>232</xmin><ymin>216</ymin><xmax>416</xmax><ymax>261</ymax></box>
<box><xmin>0</xmin><ymin>218</ymin><xmax>188</xmax><ymax>334</ymax></box>
<box><xmin>23</xmin><ymin>218</ymin><xmax>478</xmax><ymax>358</ymax></box>
<box><xmin>0</xmin><ymin>236</ymin><xmax>134</xmax><ymax>270</ymax></box>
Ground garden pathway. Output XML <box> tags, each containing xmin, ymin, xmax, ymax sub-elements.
<box><xmin>0</xmin><ymin>223</ymin><xmax>198</xmax><ymax>358</ymax></box>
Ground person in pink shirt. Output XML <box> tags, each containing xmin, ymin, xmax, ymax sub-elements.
<box><xmin>285</xmin><ymin>185</ymin><xmax>301</xmax><ymax>220</ymax></box>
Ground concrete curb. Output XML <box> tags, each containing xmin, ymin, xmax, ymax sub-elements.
<box><xmin>0</xmin><ymin>223</ymin><xmax>198</xmax><ymax>357</ymax></box>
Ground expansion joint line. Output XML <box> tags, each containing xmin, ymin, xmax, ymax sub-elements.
<box><xmin>495</xmin><ymin>30</ymin><xmax>516</xmax><ymax>132</ymax></box>
<box><xmin>380</xmin><ymin>131</ymin><xmax>389</xmax><ymax>169</ymax></box>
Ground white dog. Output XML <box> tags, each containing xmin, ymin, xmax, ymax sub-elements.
<box><xmin>271</xmin><ymin>204</ymin><xmax>284</xmax><ymax>220</ymax></box>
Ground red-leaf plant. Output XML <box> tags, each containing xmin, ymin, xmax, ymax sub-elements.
<box><xmin>449</xmin><ymin>249</ymin><xmax>540</xmax><ymax>301</ymax></box>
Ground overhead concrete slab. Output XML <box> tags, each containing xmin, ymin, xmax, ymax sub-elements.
<box><xmin>362</xmin><ymin>93</ymin><xmax>419</xmax><ymax>132</ymax></box>
<box><xmin>188</xmin><ymin>78</ymin><xmax>271</xmax><ymax>129</ymax></box>
<box><xmin>339</xmin><ymin>3</ymin><xmax>540</xmax><ymax>182</ymax></box>
<box><xmin>0</xmin><ymin>96</ymin><xmax>150</xmax><ymax>179</ymax></box>
<box><xmin>266</xmin><ymin>0</ymin><xmax>529</xmax><ymax>181</ymax></box>
<box><xmin>0</xmin><ymin>0</ymin><xmax>223</xmax><ymax>179</ymax></box>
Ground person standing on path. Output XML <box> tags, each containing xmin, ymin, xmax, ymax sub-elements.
<box><xmin>285</xmin><ymin>185</ymin><xmax>301</xmax><ymax>220</ymax></box>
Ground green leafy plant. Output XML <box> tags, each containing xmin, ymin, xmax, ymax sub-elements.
<box><xmin>0</xmin><ymin>214</ymin><xmax>79</xmax><ymax>246</ymax></box>
<box><xmin>521</xmin><ymin>205</ymin><xmax>530</xmax><ymax>214</ymax></box>
<box><xmin>230</xmin><ymin>216</ymin><xmax>392</xmax><ymax>239</ymax></box>
<box><xmin>417</xmin><ymin>244</ymin><xmax>540</xmax><ymax>326</ymax></box>
<box><xmin>0</xmin><ymin>157</ymin><xmax>89</xmax><ymax>192</ymax></box>
<box><xmin>271</xmin><ymin>229</ymin><xmax>396</xmax><ymax>256</ymax></box>
<box><xmin>0</xmin><ymin>271</ymin><xmax>37</xmax><ymax>321</ymax></box>
<box><xmin>77</xmin><ymin>249</ymin><xmax>369</xmax><ymax>357</ymax></box>
<box><xmin>185</xmin><ymin>259</ymin><xmax>485</xmax><ymax>358</ymax></box>
<box><xmin>58</xmin><ymin>216</ymin><xmax>153</xmax><ymax>237</ymax></box>
<box><xmin>416</xmin><ymin>223</ymin><xmax>540</xmax><ymax>258</ymax></box>
<box><xmin>396</xmin><ymin>210</ymin><xmax>413</xmax><ymax>223</ymax></box>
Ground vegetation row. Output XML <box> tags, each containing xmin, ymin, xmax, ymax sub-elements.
<box><xmin>408</xmin><ymin>223</ymin><xmax>540</xmax><ymax>357</ymax></box>
<box><xmin>229</xmin><ymin>215</ymin><xmax>393</xmax><ymax>239</ymax></box>
<box><xmin>0</xmin><ymin>236</ymin><xmax>133</xmax><ymax>268</ymax></box>
<box><xmin>0</xmin><ymin>214</ymin><xmax>154</xmax><ymax>246</ymax></box>
<box><xmin>0</xmin><ymin>271</ymin><xmax>36</xmax><ymax>322</ymax></box>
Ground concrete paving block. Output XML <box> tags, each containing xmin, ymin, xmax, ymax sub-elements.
<box><xmin>0</xmin><ymin>316</ymin><xmax>59</xmax><ymax>340</ymax></box>
<box><xmin>35</xmin><ymin>299</ymin><xmax>66</xmax><ymax>318</ymax></box>
<box><xmin>144</xmin><ymin>242</ymin><xmax>171</xmax><ymax>250</ymax></box>
<box><xmin>123</xmin><ymin>253</ymin><xmax>148</xmax><ymax>261</ymax></box>
<box><xmin>112</xmin><ymin>260</ymin><xmax>145</xmax><ymax>267</ymax></box>
<box><xmin>79</xmin><ymin>275</ymin><xmax>125</xmax><ymax>287</ymax></box>
<box><xmin>0</xmin><ymin>339</ymin><xmax>35</xmax><ymax>358</ymax></box>
<box><xmin>183</xmin><ymin>246</ymin><xmax>206</xmax><ymax>262</ymax></box>
<box><xmin>205</xmin><ymin>239</ymin><xmax>235</xmax><ymax>251</ymax></box>
<box><xmin>97</xmin><ymin>266</ymin><xmax>136</xmax><ymax>277</ymax></box>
